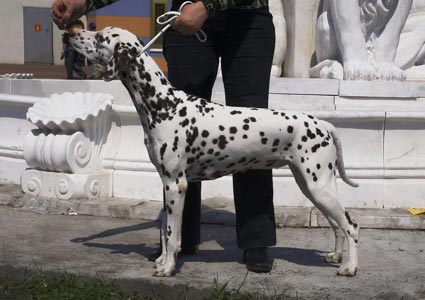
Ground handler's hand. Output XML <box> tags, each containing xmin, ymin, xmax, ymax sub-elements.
<box><xmin>172</xmin><ymin>2</ymin><xmax>208</xmax><ymax>34</ymax></box>
<box><xmin>52</xmin><ymin>0</ymin><xmax>87</xmax><ymax>29</ymax></box>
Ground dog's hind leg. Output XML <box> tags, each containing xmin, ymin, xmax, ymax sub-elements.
<box><xmin>290</xmin><ymin>165</ymin><xmax>345</xmax><ymax>264</ymax></box>
<box><xmin>153</xmin><ymin>178</ymin><xmax>188</xmax><ymax>277</ymax></box>
<box><xmin>323</xmin><ymin>217</ymin><xmax>345</xmax><ymax>264</ymax></box>
<box><xmin>306</xmin><ymin>182</ymin><xmax>359</xmax><ymax>276</ymax></box>
<box><xmin>314</xmin><ymin>174</ymin><xmax>345</xmax><ymax>264</ymax></box>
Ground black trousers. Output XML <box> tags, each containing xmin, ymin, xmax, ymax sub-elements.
<box><xmin>162</xmin><ymin>8</ymin><xmax>276</xmax><ymax>250</ymax></box>
<box><xmin>64</xmin><ymin>46</ymin><xmax>85</xmax><ymax>79</ymax></box>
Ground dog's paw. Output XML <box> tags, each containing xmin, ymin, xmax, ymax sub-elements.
<box><xmin>154</xmin><ymin>255</ymin><xmax>165</xmax><ymax>268</ymax></box>
<box><xmin>324</xmin><ymin>252</ymin><xmax>343</xmax><ymax>264</ymax></box>
<box><xmin>153</xmin><ymin>268</ymin><xmax>175</xmax><ymax>277</ymax></box>
<box><xmin>153</xmin><ymin>269</ymin><xmax>166</xmax><ymax>277</ymax></box>
<box><xmin>337</xmin><ymin>264</ymin><xmax>357</xmax><ymax>277</ymax></box>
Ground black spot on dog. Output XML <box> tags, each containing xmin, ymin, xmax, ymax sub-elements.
<box><xmin>179</xmin><ymin>107</ymin><xmax>187</xmax><ymax>117</ymax></box>
<box><xmin>312</xmin><ymin>144</ymin><xmax>321</xmax><ymax>153</ymax></box>
<box><xmin>307</xmin><ymin>129</ymin><xmax>316</xmax><ymax>139</ymax></box>
<box><xmin>217</xmin><ymin>135</ymin><xmax>228</xmax><ymax>149</ymax></box>
<box><xmin>160</xmin><ymin>143</ymin><xmax>167</xmax><ymax>160</ymax></box>
<box><xmin>172</xmin><ymin>136</ymin><xmax>179</xmax><ymax>151</ymax></box>
<box><xmin>238</xmin><ymin>157</ymin><xmax>247</xmax><ymax>164</ymax></box>
<box><xmin>287</xmin><ymin>126</ymin><xmax>294</xmax><ymax>133</ymax></box>
<box><xmin>316</xmin><ymin>128</ymin><xmax>324</xmax><ymax>137</ymax></box>
<box><xmin>201</xmin><ymin>130</ymin><xmax>209</xmax><ymax>138</ymax></box>
<box><xmin>181</xmin><ymin>119</ymin><xmax>189</xmax><ymax>127</ymax></box>
<box><xmin>345</xmin><ymin>212</ymin><xmax>354</xmax><ymax>225</ymax></box>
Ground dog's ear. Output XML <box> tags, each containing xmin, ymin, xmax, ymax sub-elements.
<box><xmin>104</xmin><ymin>43</ymin><xmax>131</xmax><ymax>81</ymax></box>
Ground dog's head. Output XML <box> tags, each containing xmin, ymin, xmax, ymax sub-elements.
<box><xmin>70</xmin><ymin>27</ymin><xmax>143</xmax><ymax>81</ymax></box>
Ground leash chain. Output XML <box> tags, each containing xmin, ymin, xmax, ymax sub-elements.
<box><xmin>140</xmin><ymin>1</ymin><xmax>207</xmax><ymax>53</ymax></box>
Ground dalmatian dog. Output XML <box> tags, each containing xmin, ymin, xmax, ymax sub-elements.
<box><xmin>70</xmin><ymin>27</ymin><xmax>360</xmax><ymax>277</ymax></box>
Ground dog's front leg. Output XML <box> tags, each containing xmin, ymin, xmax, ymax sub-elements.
<box><xmin>153</xmin><ymin>178</ymin><xmax>188</xmax><ymax>277</ymax></box>
<box><xmin>154</xmin><ymin>208</ymin><xmax>168</xmax><ymax>270</ymax></box>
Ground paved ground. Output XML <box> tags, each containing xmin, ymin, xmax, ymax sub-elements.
<box><xmin>1</xmin><ymin>204</ymin><xmax>424</xmax><ymax>300</ymax></box>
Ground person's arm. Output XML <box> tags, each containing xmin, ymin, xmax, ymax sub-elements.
<box><xmin>200</xmin><ymin>0</ymin><xmax>254</xmax><ymax>17</ymax></box>
<box><xmin>51</xmin><ymin>0</ymin><xmax>119</xmax><ymax>29</ymax></box>
<box><xmin>172</xmin><ymin>0</ymin><xmax>257</xmax><ymax>34</ymax></box>
<box><xmin>171</xmin><ymin>1</ymin><xmax>208</xmax><ymax>34</ymax></box>
<box><xmin>85</xmin><ymin>0</ymin><xmax>119</xmax><ymax>12</ymax></box>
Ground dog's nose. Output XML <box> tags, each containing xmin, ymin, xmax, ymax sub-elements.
<box><xmin>68</xmin><ymin>26</ymin><xmax>76</xmax><ymax>37</ymax></box>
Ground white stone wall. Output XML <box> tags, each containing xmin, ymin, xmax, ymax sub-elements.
<box><xmin>2</xmin><ymin>78</ymin><xmax>425</xmax><ymax>210</ymax></box>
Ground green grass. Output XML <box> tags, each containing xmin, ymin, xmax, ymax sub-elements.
<box><xmin>0</xmin><ymin>271</ymin><xmax>289</xmax><ymax>300</ymax></box>
<box><xmin>0</xmin><ymin>273</ymin><xmax>140</xmax><ymax>300</ymax></box>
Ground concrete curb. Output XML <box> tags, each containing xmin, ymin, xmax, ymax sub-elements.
<box><xmin>1</xmin><ymin>184</ymin><xmax>424</xmax><ymax>230</ymax></box>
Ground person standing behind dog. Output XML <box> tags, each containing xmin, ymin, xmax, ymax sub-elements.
<box><xmin>61</xmin><ymin>19</ymin><xmax>87</xmax><ymax>79</ymax></box>
<box><xmin>87</xmin><ymin>22</ymin><xmax>104</xmax><ymax>79</ymax></box>
<box><xmin>51</xmin><ymin>0</ymin><xmax>276</xmax><ymax>273</ymax></box>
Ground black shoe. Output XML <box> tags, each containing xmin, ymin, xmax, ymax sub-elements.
<box><xmin>148</xmin><ymin>246</ymin><xmax>197</xmax><ymax>262</ymax></box>
<box><xmin>243</xmin><ymin>247</ymin><xmax>273</xmax><ymax>273</ymax></box>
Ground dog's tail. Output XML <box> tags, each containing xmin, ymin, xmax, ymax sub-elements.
<box><xmin>327</xmin><ymin>123</ymin><xmax>359</xmax><ymax>188</ymax></box>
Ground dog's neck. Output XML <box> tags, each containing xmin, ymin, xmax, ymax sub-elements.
<box><xmin>119</xmin><ymin>52</ymin><xmax>189</xmax><ymax>130</ymax></box>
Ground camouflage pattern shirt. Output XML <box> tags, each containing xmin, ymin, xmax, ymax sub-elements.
<box><xmin>86</xmin><ymin>0</ymin><xmax>268</xmax><ymax>17</ymax></box>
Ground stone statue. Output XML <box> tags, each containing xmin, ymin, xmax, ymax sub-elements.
<box><xmin>269</xmin><ymin>0</ymin><xmax>287</xmax><ymax>77</ymax></box>
<box><xmin>311</xmin><ymin>0</ymin><xmax>413</xmax><ymax>81</ymax></box>
<box><xmin>395</xmin><ymin>0</ymin><xmax>425</xmax><ymax>79</ymax></box>
<box><xmin>270</xmin><ymin>0</ymin><xmax>320</xmax><ymax>78</ymax></box>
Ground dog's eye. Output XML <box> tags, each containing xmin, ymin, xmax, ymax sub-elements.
<box><xmin>94</xmin><ymin>33</ymin><xmax>106</xmax><ymax>44</ymax></box>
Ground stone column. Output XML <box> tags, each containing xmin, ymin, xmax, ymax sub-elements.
<box><xmin>283</xmin><ymin>0</ymin><xmax>320</xmax><ymax>78</ymax></box>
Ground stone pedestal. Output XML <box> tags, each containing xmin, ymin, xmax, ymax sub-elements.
<box><xmin>21</xmin><ymin>169</ymin><xmax>112</xmax><ymax>199</ymax></box>
<box><xmin>21</xmin><ymin>92</ymin><xmax>116</xmax><ymax>200</ymax></box>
